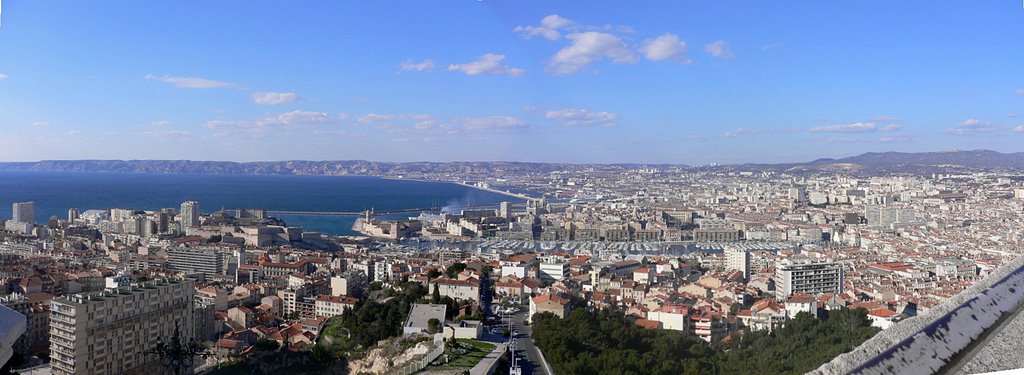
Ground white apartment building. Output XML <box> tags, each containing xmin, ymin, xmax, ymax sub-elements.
<box><xmin>314</xmin><ymin>295</ymin><xmax>359</xmax><ymax>318</ymax></box>
<box><xmin>428</xmin><ymin>277</ymin><xmax>481</xmax><ymax>303</ymax></box>
<box><xmin>774</xmin><ymin>258</ymin><xmax>844</xmax><ymax>299</ymax></box>
<box><xmin>539</xmin><ymin>256</ymin><xmax>569</xmax><ymax>283</ymax></box>
<box><xmin>725</xmin><ymin>247</ymin><xmax>750</xmax><ymax>280</ymax></box>
<box><xmin>166</xmin><ymin>246</ymin><xmax>237</xmax><ymax>279</ymax></box>
<box><xmin>12</xmin><ymin>201</ymin><xmax>35</xmax><ymax>224</ymax></box>
<box><xmin>50</xmin><ymin>278</ymin><xmax>195</xmax><ymax>375</ymax></box>
<box><xmin>180</xmin><ymin>201</ymin><xmax>200</xmax><ymax>228</ymax></box>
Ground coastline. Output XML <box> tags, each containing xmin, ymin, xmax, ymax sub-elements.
<box><xmin>380</xmin><ymin>176</ymin><xmax>538</xmax><ymax>202</ymax></box>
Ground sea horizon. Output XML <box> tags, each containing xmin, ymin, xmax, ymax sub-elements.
<box><xmin>0</xmin><ymin>171</ymin><xmax>523</xmax><ymax>236</ymax></box>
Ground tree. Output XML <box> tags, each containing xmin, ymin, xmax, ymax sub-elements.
<box><xmin>432</xmin><ymin>283</ymin><xmax>442</xmax><ymax>304</ymax></box>
<box><xmin>428</xmin><ymin>318</ymin><xmax>441</xmax><ymax>334</ymax></box>
<box><xmin>254</xmin><ymin>338</ymin><xmax>280</xmax><ymax>351</ymax></box>
<box><xmin>530</xmin><ymin>306</ymin><xmax>878</xmax><ymax>375</ymax></box>
<box><xmin>445</xmin><ymin>262</ymin><xmax>467</xmax><ymax>278</ymax></box>
<box><xmin>427</xmin><ymin>268</ymin><xmax>442</xmax><ymax>280</ymax></box>
<box><xmin>310</xmin><ymin>343</ymin><xmax>338</xmax><ymax>366</ymax></box>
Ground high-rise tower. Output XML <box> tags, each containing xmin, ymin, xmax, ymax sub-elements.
<box><xmin>12</xmin><ymin>201</ymin><xmax>34</xmax><ymax>224</ymax></box>
<box><xmin>180</xmin><ymin>201</ymin><xmax>200</xmax><ymax>228</ymax></box>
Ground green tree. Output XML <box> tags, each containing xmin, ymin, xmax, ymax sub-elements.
<box><xmin>427</xmin><ymin>318</ymin><xmax>441</xmax><ymax>334</ymax></box>
<box><xmin>445</xmin><ymin>262</ymin><xmax>467</xmax><ymax>278</ymax></box>
<box><xmin>427</xmin><ymin>268</ymin><xmax>442</xmax><ymax>280</ymax></box>
<box><xmin>254</xmin><ymin>338</ymin><xmax>280</xmax><ymax>351</ymax></box>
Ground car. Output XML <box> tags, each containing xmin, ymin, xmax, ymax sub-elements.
<box><xmin>512</xmin><ymin>329</ymin><xmax>520</xmax><ymax>336</ymax></box>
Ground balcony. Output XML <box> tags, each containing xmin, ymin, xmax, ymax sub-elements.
<box><xmin>50</xmin><ymin>328</ymin><xmax>76</xmax><ymax>341</ymax></box>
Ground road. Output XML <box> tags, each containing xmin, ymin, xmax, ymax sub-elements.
<box><xmin>479</xmin><ymin>305</ymin><xmax>553</xmax><ymax>375</ymax></box>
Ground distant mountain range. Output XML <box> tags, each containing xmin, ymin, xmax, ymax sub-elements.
<box><xmin>721</xmin><ymin>149</ymin><xmax>1024</xmax><ymax>174</ymax></box>
<box><xmin>0</xmin><ymin>159</ymin><xmax>576</xmax><ymax>176</ymax></box>
<box><xmin>0</xmin><ymin>150</ymin><xmax>1021</xmax><ymax>176</ymax></box>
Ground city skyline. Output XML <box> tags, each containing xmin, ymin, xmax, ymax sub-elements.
<box><xmin>2</xmin><ymin>2</ymin><xmax>1024</xmax><ymax>164</ymax></box>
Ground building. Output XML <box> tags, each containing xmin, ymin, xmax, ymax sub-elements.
<box><xmin>314</xmin><ymin>295</ymin><xmax>358</xmax><ymax>318</ymax></box>
<box><xmin>1</xmin><ymin>292</ymin><xmax>52</xmax><ymax>356</ymax></box>
<box><xmin>12</xmin><ymin>201</ymin><xmax>35</xmax><ymax>224</ymax></box>
<box><xmin>693</xmin><ymin>227</ymin><xmax>741</xmax><ymax>242</ymax></box>
<box><xmin>528</xmin><ymin>294</ymin><xmax>570</xmax><ymax>324</ymax></box>
<box><xmin>180</xmin><ymin>200</ymin><xmax>200</xmax><ymax>228</ymax></box>
<box><xmin>0</xmin><ymin>304</ymin><xmax>27</xmax><ymax>368</ymax></box>
<box><xmin>166</xmin><ymin>246</ymin><xmax>237</xmax><ymax>280</ymax></box>
<box><xmin>403</xmin><ymin>304</ymin><xmax>447</xmax><ymax>335</ymax></box>
<box><xmin>774</xmin><ymin>258</ymin><xmax>844</xmax><ymax>299</ymax></box>
<box><xmin>68</xmin><ymin>208</ymin><xmax>80</xmax><ymax>223</ymax></box>
<box><xmin>725</xmin><ymin>247</ymin><xmax>751</xmax><ymax>280</ymax></box>
<box><xmin>690</xmin><ymin>313</ymin><xmax>728</xmax><ymax>343</ymax></box>
<box><xmin>499</xmin><ymin>201</ymin><xmax>512</xmax><ymax>220</ymax></box>
<box><xmin>538</xmin><ymin>256</ymin><xmax>569</xmax><ymax>283</ymax></box>
<box><xmin>738</xmin><ymin>299</ymin><xmax>786</xmax><ymax>332</ymax></box>
<box><xmin>428</xmin><ymin>277</ymin><xmax>481</xmax><ymax>303</ymax></box>
<box><xmin>444</xmin><ymin>320</ymin><xmax>483</xmax><ymax>340</ymax></box>
<box><xmin>867</xmin><ymin>308</ymin><xmax>901</xmax><ymax>329</ymax></box>
<box><xmin>646</xmin><ymin>304</ymin><xmax>689</xmax><ymax>331</ymax></box>
<box><xmin>49</xmin><ymin>278</ymin><xmax>196</xmax><ymax>375</ymax></box>
<box><xmin>865</xmin><ymin>205</ymin><xmax>917</xmax><ymax>227</ymax></box>
<box><xmin>784</xmin><ymin>293</ymin><xmax>817</xmax><ymax>318</ymax></box>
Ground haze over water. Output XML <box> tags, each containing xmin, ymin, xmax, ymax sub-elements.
<box><xmin>0</xmin><ymin>171</ymin><xmax>519</xmax><ymax>236</ymax></box>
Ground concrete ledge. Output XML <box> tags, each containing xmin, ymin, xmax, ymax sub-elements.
<box><xmin>811</xmin><ymin>256</ymin><xmax>1024</xmax><ymax>375</ymax></box>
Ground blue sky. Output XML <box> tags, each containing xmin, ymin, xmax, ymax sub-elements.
<box><xmin>1</xmin><ymin>1</ymin><xmax>1023</xmax><ymax>164</ymax></box>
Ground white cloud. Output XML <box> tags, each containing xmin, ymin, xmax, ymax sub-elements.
<box><xmin>205</xmin><ymin>110</ymin><xmax>338</xmax><ymax>136</ymax></box>
<box><xmin>880</xmin><ymin>124</ymin><xmax>902</xmax><ymax>131</ymax></box>
<box><xmin>67</xmin><ymin>130</ymin><xmax>82</xmax><ymax>136</ymax></box>
<box><xmin>1014</xmin><ymin>125</ymin><xmax>1024</xmax><ymax>133</ymax></box>
<box><xmin>145</xmin><ymin>74</ymin><xmax>235</xmax><ymax>89</ymax></box>
<box><xmin>549</xmin><ymin>32</ymin><xmax>637</xmax><ymax>75</ymax></box>
<box><xmin>356</xmin><ymin>113</ymin><xmax>434</xmax><ymax>123</ymax></box>
<box><xmin>722</xmin><ymin>128</ymin><xmax>766</xmax><ymax>138</ymax></box>
<box><xmin>0</xmin><ymin>73</ymin><xmax>8</xmax><ymax>80</ymax></box>
<box><xmin>251</xmin><ymin>91</ymin><xmax>299</xmax><ymax>105</ymax></box>
<box><xmin>513</xmin><ymin>14</ymin><xmax>575</xmax><ymax>40</ymax></box>
<box><xmin>825</xmin><ymin>136</ymin><xmax>860</xmax><ymax>144</ymax></box>
<box><xmin>32</xmin><ymin>121</ymin><xmax>50</xmax><ymax>127</ymax></box>
<box><xmin>704</xmin><ymin>40</ymin><xmax>734</xmax><ymax>58</ymax></box>
<box><xmin>448</xmin><ymin>54</ymin><xmax>525</xmax><ymax>77</ymax></box>
<box><xmin>1015</xmin><ymin>88</ymin><xmax>1024</xmax><ymax>96</ymax></box>
<box><xmin>545</xmin><ymin>108</ymin><xmax>618</xmax><ymax>126</ymax></box>
<box><xmin>462</xmin><ymin>116</ymin><xmax>527</xmax><ymax>132</ymax></box>
<box><xmin>144</xmin><ymin>130</ymin><xmax>193</xmax><ymax>138</ymax></box>
<box><xmin>809</xmin><ymin>122</ymin><xmax>878</xmax><ymax>133</ymax></box>
<box><xmin>761</xmin><ymin>42</ymin><xmax>781</xmax><ymax>51</ymax></box>
<box><xmin>879</xmin><ymin>135</ymin><xmax>912</xmax><ymax>143</ymax></box>
<box><xmin>400</xmin><ymin>59</ymin><xmax>437</xmax><ymax>72</ymax></box>
<box><xmin>275</xmin><ymin>110</ymin><xmax>330</xmax><ymax>125</ymax></box>
<box><xmin>948</xmin><ymin>118</ymin><xmax>1000</xmax><ymax>135</ymax></box>
<box><xmin>640</xmin><ymin>33</ymin><xmax>690</xmax><ymax>63</ymax></box>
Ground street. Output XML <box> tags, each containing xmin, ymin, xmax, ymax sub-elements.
<box><xmin>483</xmin><ymin>305</ymin><xmax>548</xmax><ymax>372</ymax></box>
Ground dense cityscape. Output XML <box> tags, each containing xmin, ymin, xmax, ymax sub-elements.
<box><xmin>4</xmin><ymin>2</ymin><xmax>1024</xmax><ymax>375</ymax></box>
<box><xmin>1</xmin><ymin>157</ymin><xmax>1023</xmax><ymax>374</ymax></box>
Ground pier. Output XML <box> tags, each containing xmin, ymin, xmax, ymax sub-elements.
<box><xmin>267</xmin><ymin>203</ymin><xmax>520</xmax><ymax>216</ymax></box>
<box><xmin>381</xmin><ymin>177</ymin><xmax>538</xmax><ymax>202</ymax></box>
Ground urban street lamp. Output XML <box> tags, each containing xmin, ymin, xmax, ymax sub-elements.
<box><xmin>143</xmin><ymin>323</ymin><xmax>213</xmax><ymax>375</ymax></box>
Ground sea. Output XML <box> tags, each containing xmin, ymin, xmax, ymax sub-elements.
<box><xmin>0</xmin><ymin>171</ymin><xmax>521</xmax><ymax>236</ymax></box>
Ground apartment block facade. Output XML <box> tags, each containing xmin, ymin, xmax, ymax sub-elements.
<box><xmin>50</xmin><ymin>278</ymin><xmax>196</xmax><ymax>375</ymax></box>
